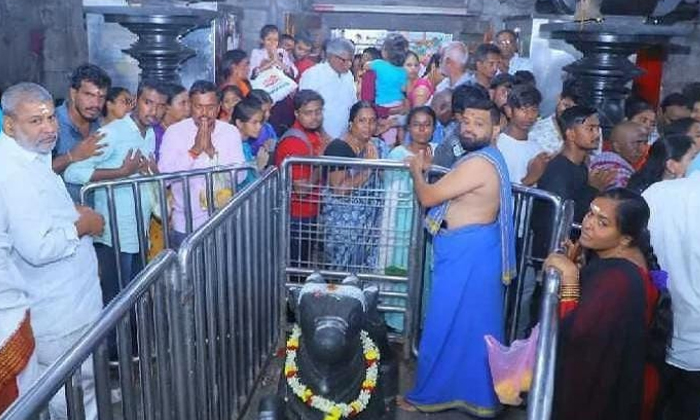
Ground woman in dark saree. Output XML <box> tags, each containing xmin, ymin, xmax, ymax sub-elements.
<box><xmin>545</xmin><ymin>188</ymin><xmax>671</xmax><ymax>420</ymax></box>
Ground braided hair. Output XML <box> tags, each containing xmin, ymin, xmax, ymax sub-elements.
<box><xmin>599</xmin><ymin>188</ymin><xmax>673</xmax><ymax>364</ymax></box>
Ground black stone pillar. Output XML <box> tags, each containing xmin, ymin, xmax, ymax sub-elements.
<box><xmin>542</xmin><ymin>18</ymin><xmax>690</xmax><ymax>137</ymax></box>
<box><xmin>85</xmin><ymin>6</ymin><xmax>215</xmax><ymax>84</ymax></box>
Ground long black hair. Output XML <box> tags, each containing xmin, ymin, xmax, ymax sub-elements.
<box><xmin>382</xmin><ymin>33</ymin><xmax>409</xmax><ymax>67</ymax></box>
<box><xmin>625</xmin><ymin>97</ymin><xmax>655</xmax><ymax>120</ymax></box>
<box><xmin>627</xmin><ymin>134</ymin><xmax>694</xmax><ymax>193</ymax></box>
<box><xmin>599</xmin><ymin>188</ymin><xmax>672</xmax><ymax>365</ymax></box>
<box><xmin>231</xmin><ymin>97</ymin><xmax>263</xmax><ymax>126</ymax></box>
<box><xmin>421</xmin><ymin>52</ymin><xmax>441</xmax><ymax>78</ymax></box>
<box><xmin>348</xmin><ymin>100</ymin><xmax>375</xmax><ymax>123</ymax></box>
<box><xmin>406</xmin><ymin>105</ymin><xmax>437</xmax><ymax>130</ymax></box>
<box><xmin>103</xmin><ymin>86</ymin><xmax>130</xmax><ymax>116</ymax></box>
<box><xmin>164</xmin><ymin>83</ymin><xmax>187</xmax><ymax>105</ymax></box>
<box><xmin>220</xmin><ymin>49</ymin><xmax>248</xmax><ymax>80</ymax></box>
<box><xmin>598</xmin><ymin>188</ymin><xmax>657</xmax><ymax>269</ymax></box>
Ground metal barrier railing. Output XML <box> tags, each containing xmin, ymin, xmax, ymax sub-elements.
<box><xmin>279</xmin><ymin>157</ymin><xmax>426</xmax><ymax>359</ymax></box>
<box><xmin>8</xmin><ymin>157</ymin><xmax>573</xmax><ymax>420</ymax></box>
<box><xmin>279</xmin><ymin>157</ymin><xmax>567</xmax><ymax>356</ymax></box>
<box><xmin>1</xmin><ymin>250</ymin><xmax>181</xmax><ymax>420</ymax></box>
<box><xmin>527</xmin><ymin>200</ymin><xmax>575</xmax><ymax>420</ymax></box>
<box><xmin>80</xmin><ymin>164</ymin><xmax>257</xmax><ymax>294</ymax></box>
<box><xmin>177</xmin><ymin>167</ymin><xmax>282</xmax><ymax>420</ymax></box>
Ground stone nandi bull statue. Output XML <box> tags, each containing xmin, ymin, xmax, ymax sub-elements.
<box><xmin>275</xmin><ymin>273</ymin><xmax>396</xmax><ymax>420</ymax></box>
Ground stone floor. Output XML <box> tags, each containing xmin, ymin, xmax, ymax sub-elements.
<box><xmin>395</xmin><ymin>361</ymin><xmax>527</xmax><ymax>420</ymax></box>
<box><xmin>243</xmin><ymin>343</ymin><xmax>527</xmax><ymax>420</ymax></box>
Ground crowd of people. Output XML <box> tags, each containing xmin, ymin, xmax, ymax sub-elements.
<box><xmin>1</xmin><ymin>22</ymin><xmax>699</xmax><ymax>420</ymax></box>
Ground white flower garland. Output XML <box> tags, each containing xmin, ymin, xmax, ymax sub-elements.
<box><xmin>284</xmin><ymin>324</ymin><xmax>380</xmax><ymax>420</ymax></box>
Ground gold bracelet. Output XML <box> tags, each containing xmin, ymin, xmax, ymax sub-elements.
<box><xmin>559</xmin><ymin>283</ymin><xmax>580</xmax><ymax>300</ymax></box>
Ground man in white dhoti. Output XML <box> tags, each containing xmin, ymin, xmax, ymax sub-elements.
<box><xmin>0</xmin><ymin>82</ymin><xmax>105</xmax><ymax>419</ymax></box>
<box><xmin>0</xmin><ymin>198</ymin><xmax>39</xmax><ymax>414</ymax></box>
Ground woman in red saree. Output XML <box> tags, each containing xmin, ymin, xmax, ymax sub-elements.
<box><xmin>545</xmin><ymin>188</ymin><xmax>671</xmax><ymax>420</ymax></box>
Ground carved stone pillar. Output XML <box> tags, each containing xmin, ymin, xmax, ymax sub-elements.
<box><xmin>85</xmin><ymin>6</ymin><xmax>215</xmax><ymax>84</ymax></box>
<box><xmin>542</xmin><ymin>18</ymin><xmax>690</xmax><ymax>135</ymax></box>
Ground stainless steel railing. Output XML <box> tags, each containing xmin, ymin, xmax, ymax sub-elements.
<box><xmin>176</xmin><ymin>167</ymin><xmax>282</xmax><ymax>420</ymax></box>
<box><xmin>2</xmin><ymin>251</ymin><xmax>180</xmax><ymax>420</ymax></box>
<box><xmin>7</xmin><ymin>157</ymin><xmax>572</xmax><ymax>420</ymax></box>
<box><xmin>527</xmin><ymin>199</ymin><xmax>575</xmax><ymax>420</ymax></box>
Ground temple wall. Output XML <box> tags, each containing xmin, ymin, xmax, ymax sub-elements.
<box><xmin>661</xmin><ymin>22</ymin><xmax>700</xmax><ymax>95</ymax></box>
<box><xmin>231</xmin><ymin>0</ymin><xmax>535</xmax><ymax>51</ymax></box>
<box><xmin>0</xmin><ymin>0</ymin><xmax>88</xmax><ymax>95</ymax></box>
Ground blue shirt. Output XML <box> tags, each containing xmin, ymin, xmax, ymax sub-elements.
<box><xmin>54</xmin><ymin>103</ymin><xmax>102</xmax><ymax>202</ymax></box>
<box><xmin>0</xmin><ymin>132</ymin><xmax>102</xmax><ymax>337</ymax></box>
<box><xmin>369</xmin><ymin>59</ymin><xmax>408</xmax><ymax>105</ymax></box>
<box><xmin>432</xmin><ymin>121</ymin><xmax>446</xmax><ymax>145</ymax></box>
<box><xmin>239</xmin><ymin>139</ymin><xmax>259</xmax><ymax>188</ymax></box>
<box><xmin>64</xmin><ymin>115</ymin><xmax>155</xmax><ymax>254</ymax></box>
<box><xmin>0</xmin><ymin>109</ymin><xmax>3</xmax><ymax>127</ymax></box>
<box><xmin>431</xmin><ymin>120</ymin><xmax>457</xmax><ymax>146</ymax></box>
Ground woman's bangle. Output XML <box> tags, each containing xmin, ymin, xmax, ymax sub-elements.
<box><xmin>559</xmin><ymin>283</ymin><xmax>580</xmax><ymax>300</ymax></box>
<box><xmin>67</xmin><ymin>151</ymin><xmax>74</xmax><ymax>163</ymax></box>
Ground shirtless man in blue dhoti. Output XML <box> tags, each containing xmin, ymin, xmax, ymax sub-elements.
<box><xmin>400</xmin><ymin>89</ymin><xmax>516</xmax><ymax>418</ymax></box>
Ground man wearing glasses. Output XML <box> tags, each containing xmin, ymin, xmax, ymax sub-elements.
<box><xmin>299</xmin><ymin>38</ymin><xmax>357</xmax><ymax>139</ymax></box>
<box><xmin>274</xmin><ymin>90</ymin><xmax>329</xmax><ymax>280</ymax></box>
<box><xmin>494</xmin><ymin>29</ymin><xmax>533</xmax><ymax>75</ymax></box>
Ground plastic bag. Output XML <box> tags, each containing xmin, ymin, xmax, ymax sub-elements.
<box><xmin>199</xmin><ymin>172</ymin><xmax>233</xmax><ymax>211</ymax></box>
<box><xmin>484</xmin><ymin>324</ymin><xmax>539</xmax><ymax>406</ymax></box>
<box><xmin>251</xmin><ymin>67</ymin><xmax>297</xmax><ymax>103</ymax></box>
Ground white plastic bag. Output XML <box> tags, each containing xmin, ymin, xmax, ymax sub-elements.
<box><xmin>484</xmin><ymin>324</ymin><xmax>540</xmax><ymax>406</ymax></box>
<box><xmin>250</xmin><ymin>67</ymin><xmax>297</xmax><ymax>103</ymax></box>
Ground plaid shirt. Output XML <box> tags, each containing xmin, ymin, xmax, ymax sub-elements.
<box><xmin>590</xmin><ymin>151</ymin><xmax>635</xmax><ymax>188</ymax></box>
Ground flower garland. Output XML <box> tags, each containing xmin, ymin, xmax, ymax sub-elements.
<box><xmin>284</xmin><ymin>324</ymin><xmax>380</xmax><ymax>420</ymax></box>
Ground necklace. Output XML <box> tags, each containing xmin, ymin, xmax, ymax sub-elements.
<box><xmin>284</xmin><ymin>324</ymin><xmax>380</xmax><ymax>420</ymax></box>
<box><xmin>345</xmin><ymin>135</ymin><xmax>367</xmax><ymax>156</ymax></box>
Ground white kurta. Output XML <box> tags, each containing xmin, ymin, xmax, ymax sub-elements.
<box><xmin>0</xmin><ymin>196</ymin><xmax>39</xmax><ymax>401</ymax></box>
<box><xmin>0</xmin><ymin>132</ymin><xmax>102</xmax><ymax>419</ymax></box>
<box><xmin>643</xmin><ymin>171</ymin><xmax>700</xmax><ymax>371</ymax></box>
